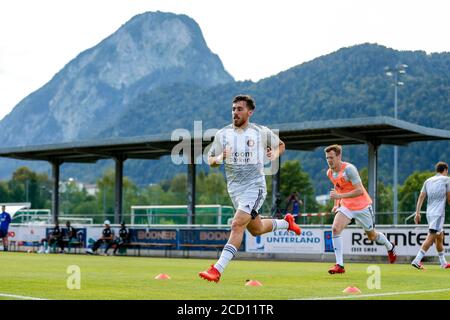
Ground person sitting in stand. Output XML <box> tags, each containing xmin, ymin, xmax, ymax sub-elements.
<box><xmin>86</xmin><ymin>220</ymin><xmax>114</xmax><ymax>256</ymax></box>
<box><xmin>113</xmin><ymin>222</ymin><xmax>130</xmax><ymax>255</ymax></box>
<box><xmin>38</xmin><ymin>221</ymin><xmax>63</xmax><ymax>253</ymax></box>
<box><xmin>61</xmin><ymin>221</ymin><xmax>78</xmax><ymax>253</ymax></box>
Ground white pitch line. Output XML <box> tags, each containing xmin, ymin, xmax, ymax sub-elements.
<box><xmin>294</xmin><ymin>288</ymin><xmax>450</xmax><ymax>300</ymax></box>
<box><xmin>0</xmin><ymin>293</ymin><xmax>49</xmax><ymax>300</ymax></box>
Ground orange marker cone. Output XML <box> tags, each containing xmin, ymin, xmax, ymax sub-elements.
<box><xmin>155</xmin><ymin>273</ymin><xmax>171</xmax><ymax>280</ymax></box>
<box><xmin>343</xmin><ymin>286</ymin><xmax>361</xmax><ymax>294</ymax></box>
<box><xmin>245</xmin><ymin>280</ymin><xmax>263</xmax><ymax>287</ymax></box>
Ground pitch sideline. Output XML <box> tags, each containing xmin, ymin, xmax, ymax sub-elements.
<box><xmin>294</xmin><ymin>287</ymin><xmax>450</xmax><ymax>300</ymax></box>
<box><xmin>0</xmin><ymin>292</ymin><xmax>49</xmax><ymax>300</ymax></box>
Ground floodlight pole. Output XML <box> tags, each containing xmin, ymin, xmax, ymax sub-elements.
<box><xmin>393</xmin><ymin>73</ymin><xmax>399</xmax><ymax>225</ymax></box>
<box><xmin>386</xmin><ymin>63</ymin><xmax>407</xmax><ymax>225</ymax></box>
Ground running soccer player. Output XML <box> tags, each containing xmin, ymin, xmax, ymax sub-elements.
<box><xmin>325</xmin><ymin>144</ymin><xmax>397</xmax><ymax>274</ymax></box>
<box><xmin>198</xmin><ymin>94</ymin><xmax>301</xmax><ymax>283</ymax></box>
<box><xmin>411</xmin><ymin>161</ymin><xmax>450</xmax><ymax>270</ymax></box>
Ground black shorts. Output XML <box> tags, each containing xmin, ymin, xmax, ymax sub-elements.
<box><xmin>0</xmin><ymin>230</ymin><xmax>8</xmax><ymax>238</ymax></box>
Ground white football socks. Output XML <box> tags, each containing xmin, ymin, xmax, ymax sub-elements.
<box><xmin>272</xmin><ymin>219</ymin><xmax>289</xmax><ymax>231</ymax></box>
<box><xmin>332</xmin><ymin>235</ymin><xmax>344</xmax><ymax>267</ymax></box>
<box><xmin>438</xmin><ymin>251</ymin><xmax>448</xmax><ymax>267</ymax></box>
<box><xmin>413</xmin><ymin>249</ymin><xmax>426</xmax><ymax>265</ymax></box>
<box><xmin>375</xmin><ymin>232</ymin><xmax>393</xmax><ymax>251</ymax></box>
<box><xmin>214</xmin><ymin>243</ymin><xmax>237</xmax><ymax>273</ymax></box>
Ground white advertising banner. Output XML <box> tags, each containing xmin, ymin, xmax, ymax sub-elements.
<box><xmin>342</xmin><ymin>227</ymin><xmax>450</xmax><ymax>256</ymax></box>
<box><xmin>86</xmin><ymin>227</ymin><xmax>105</xmax><ymax>245</ymax></box>
<box><xmin>6</xmin><ymin>225</ymin><xmax>450</xmax><ymax>256</ymax></box>
<box><xmin>245</xmin><ymin>229</ymin><xmax>323</xmax><ymax>254</ymax></box>
<box><xmin>8</xmin><ymin>225</ymin><xmax>46</xmax><ymax>243</ymax></box>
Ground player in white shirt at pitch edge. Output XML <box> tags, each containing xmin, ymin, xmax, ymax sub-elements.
<box><xmin>412</xmin><ymin>161</ymin><xmax>450</xmax><ymax>270</ymax></box>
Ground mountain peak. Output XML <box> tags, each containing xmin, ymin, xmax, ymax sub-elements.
<box><xmin>0</xmin><ymin>11</ymin><xmax>233</xmax><ymax>145</ymax></box>
<box><xmin>70</xmin><ymin>11</ymin><xmax>233</xmax><ymax>90</ymax></box>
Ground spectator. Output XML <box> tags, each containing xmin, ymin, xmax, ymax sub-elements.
<box><xmin>61</xmin><ymin>221</ymin><xmax>78</xmax><ymax>252</ymax></box>
<box><xmin>86</xmin><ymin>220</ymin><xmax>114</xmax><ymax>256</ymax></box>
<box><xmin>38</xmin><ymin>221</ymin><xmax>63</xmax><ymax>253</ymax></box>
<box><xmin>271</xmin><ymin>193</ymin><xmax>284</xmax><ymax>219</ymax></box>
<box><xmin>285</xmin><ymin>191</ymin><xmax>303</xmax><ymax>223</ymax></box>
<box><xmin>113</xmin><ymin>222</ymin><xmax>130</xmax><ymax>255</ymax></box>
<box><xmin>0</xmin><ymin>205</ymin><xmax>12</xmax><ymax>252</ymax></box>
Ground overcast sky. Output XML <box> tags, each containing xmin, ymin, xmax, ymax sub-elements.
<box><xmin>0</xmin><ymin>0</ymin><xmax>449</xmax><ymax>120</ymax></box>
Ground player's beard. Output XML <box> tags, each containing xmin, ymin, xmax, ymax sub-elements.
<box><xmin>233</xmin><ymin>116</ymin><xmax>246</xmax><ymax>127</ymax></box>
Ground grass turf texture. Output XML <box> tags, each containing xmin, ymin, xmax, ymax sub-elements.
<box><xmin>0</xmin><ymin>252</ymin><xmax>449</xmax><ymax>300</ymax></box>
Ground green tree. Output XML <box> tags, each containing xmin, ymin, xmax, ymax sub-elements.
<box><xmin>72</xmin><ymin>199</ymin><xmax>98</xmax><ymax>215</ymax></box>
<box><xmin>137</xmin><ymin>184</ymin><xmax>173</xmax><ymax>205</ymax></box>
<box><xmin>197</xmin><ymin>171</ymin><xmax>231</xmax><ymax>205</ymax></box>
<box><xmin>7</xmin><ymin>166</ymin><xmax>51</xmax><ymax>208</ymax></box>
<box><xmin>359</xmin><ymin>167</ymin><xmax>393</xmax><ymax>213</ymax></box>
<box><xmin>399</xmin><ymin>171</ymin><xmax>434</xmax><ymax>212</ymax></box>
<box><xmin>0</xmin><ymin>181</ymin><xmax>10</xmax><ymax>202</ymax></box>
<box><xmin>60</xmin><ymin>179</ymin><xmax>99</xmax><ymax>216</ymax></box>
<box><xmin>168</xmin><ymin>173</ymin><xmax>187</xmax><ymax>205</ymax></box>
<box><xmin>96</xmin><ymin>168</ymin><xmax>139</xmax><ymax>222</ymax></box>
<box><xmin>279</xmin><ymin>160</ymin><xmax>317</xmax><ymax>212</ymax></box>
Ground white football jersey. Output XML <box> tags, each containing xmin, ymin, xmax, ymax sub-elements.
<box><xmin>208</xmin><ymin>122</ymin><xmax>280</xmax><ymax>194</ymax></box>
<box><xmin>421</xmin><ymin>174</ymin><xmax>450</xmax><ymax>217</ymax></box>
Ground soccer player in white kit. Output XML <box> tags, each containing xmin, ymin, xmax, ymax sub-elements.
<box><xmin>199</xmin><ymin>95</ymin><xmax>302</xmax><ymax>283</ymax></box>
<box><xmin>411</xmin><ymin>161</ymin><xmax>450</xmax><ymax>270</ymax></box>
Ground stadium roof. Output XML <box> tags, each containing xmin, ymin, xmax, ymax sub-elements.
<box><xmin>0</xmin><ymin>116</ymin><xmax>449</xmax><ymax>223</ymax></box>
<box><xmin>0</xmin><ymin>116</ymin><xmax>449</xmax><ymax>162</ymax></box>
<box><xmin>277</xmin><ymin>116</ymin><xmax>450</xmax><ymax>150</ymax></box>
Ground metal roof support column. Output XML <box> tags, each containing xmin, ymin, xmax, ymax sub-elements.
<box><xmin>187</xmin><ymin>152</ymin><xmax>196</xmax><ymax>225</ymax></box>
<box><xmin>51</xmin><ymin>160</ymin><xmax>61</xmax><ymax>224</ymax></box>
<box><xmin>187</xmin><ymin>129</ymin><xmax>202</xmax><ymax>225</ymax></box>
<box><xmin>368</xmin><ymin>142</ymin><xmax>379</xmax><ymax>214</ymax></box>
<box><xmin>114</xmin><ymin>155</ymin><xmax>125</xmax><ymax>224</ymax></box>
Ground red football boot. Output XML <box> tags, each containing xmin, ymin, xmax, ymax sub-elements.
<box><xmin>387</xmin><ymin>242</ymin><xmax>397</xmax><ymax>264</ymax></box>
<box><xmin>199</xmin><ymin>265</ymin><xmax>221</xmax><ymax>283</ymax></box>
<box><xmin>284</xmin><ymin>213</ymin><xmax>301</xmax><ymax>235</ymax></box>
<box><xmin>441</xmin><ymin>263</ymin><xmax>450</xmax><ymax>269</ymax></box>
<box><xmin>328</xmin><ymin>264</ymin><xmax>345</xmax><ymax>274</ymax></box>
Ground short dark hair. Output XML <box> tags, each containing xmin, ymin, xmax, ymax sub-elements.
<box><xmin>324</xmin><ymin>144</ymin><xmax>342</xmax><ymax>156</ymax></box>
<box><xmin>435</xmin><ymin>161</ymin><xmax>448</xmax><ymax>173</ymax></box>
<box><xmin>232</xmin><ymin>95</ymin><xmax>256</xmax><ymax>110</ymax></box>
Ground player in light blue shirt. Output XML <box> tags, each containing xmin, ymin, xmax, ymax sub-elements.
<box><xmin>0</xmin><ymin>205</ymin><xmax>12</xmax><ymax>251</ymax></box>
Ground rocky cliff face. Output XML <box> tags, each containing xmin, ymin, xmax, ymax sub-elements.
<box><xmin>0</xmin><ymin>11</ymin><xmax>233</xmax><ymax>146</ymax></box>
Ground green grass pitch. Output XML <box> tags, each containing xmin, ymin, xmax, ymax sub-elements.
<box><xmin>0</xmin><ymin>252</ymin><xmax>449</xmax><ymax>300</ymax></box>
